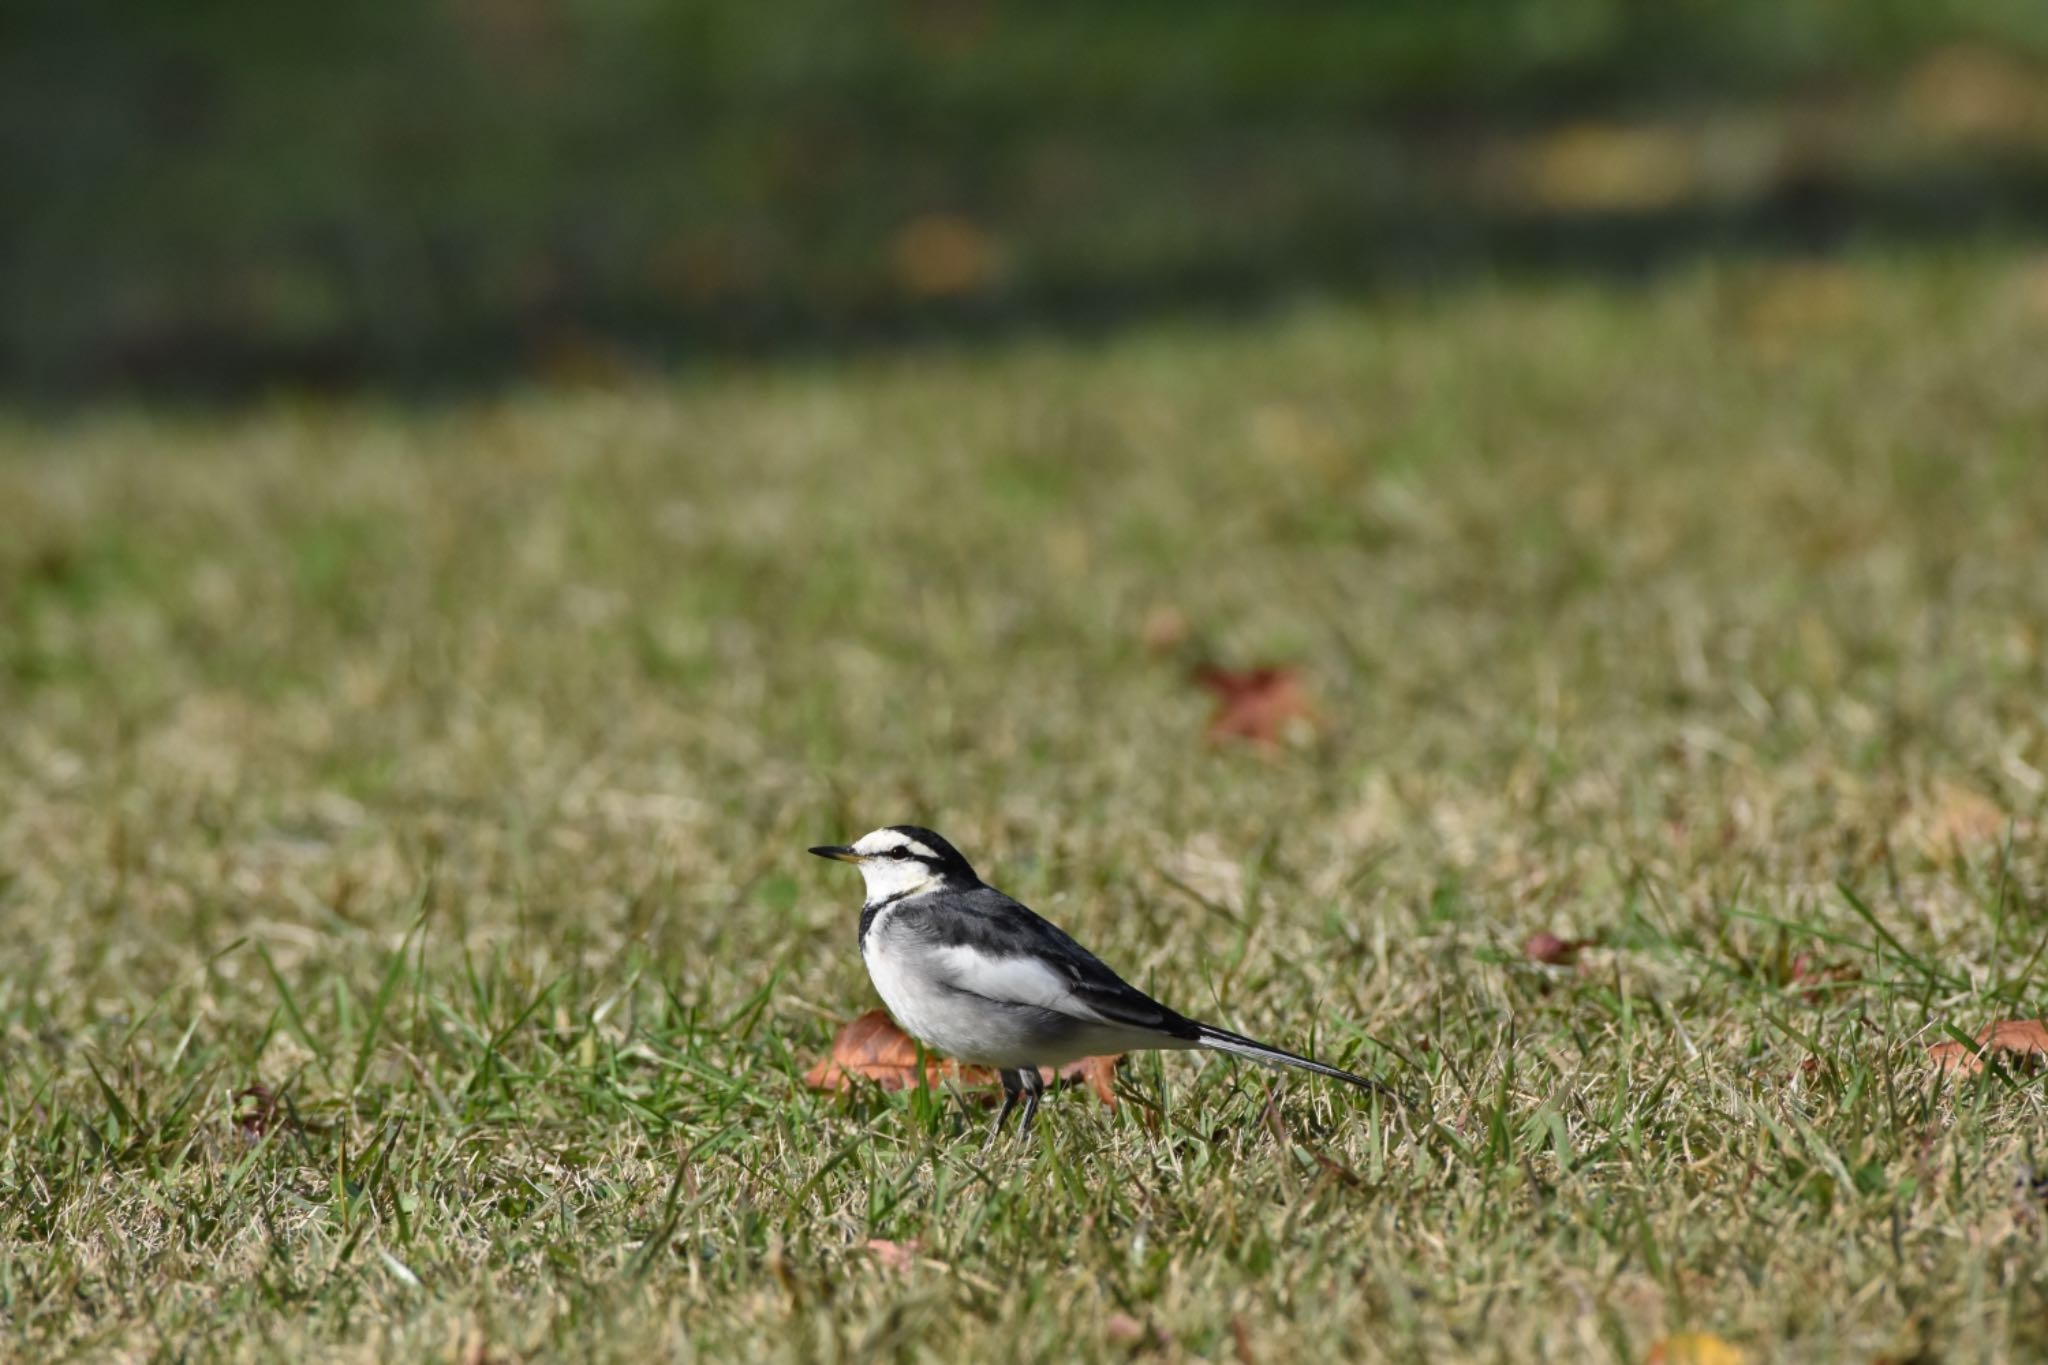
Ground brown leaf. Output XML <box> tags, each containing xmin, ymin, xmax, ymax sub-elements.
<box><xmin>861</xmin><ymin>1238</ymin><xmax>921</xmax><ymax>1272</ymax></box>
<box><xmin>1061</xmin><ymin>1053</ymin><xmax>1120</xmax><ymax>1108</ymax></box>
<box><xmin>1930</xmin><ymin>1019</ymin><xmax>2048</xmax><ymax>1075</ymax></box>
<box><xmin>805</xmin><ymin>1010</ymin><xmax>1122</xmax><ymax>1105</ymax></box>
<box><xmin>1192</xmin><ymin>664</ymin><xmax>1318</xmax><ymax>748</ymax></box>
<box><xmin>804</xmin><ymin>1009</ymin><xmax>995</xmax><ymax>1093</ymax></box>
<box><xmin>1523</xmin><ymin>931</ymin><xmax>1592</xmax><ymax>966</ymax></box>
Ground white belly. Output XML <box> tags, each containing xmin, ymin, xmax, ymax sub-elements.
<box><xmin>859</xmin><ymin>902</ymin><xmax>1166</xmax><ymax>1068</ymax></box>
<box><xmin>862</xmin><ymin>939</ymin><xmax>1026</xmax><ymax>1066</ymax></box>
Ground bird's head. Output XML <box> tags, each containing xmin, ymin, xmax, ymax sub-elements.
<box><xmin>809</xmin><ymin>824</ymin><xmax>979</xmax><ymax>904</ymax></box>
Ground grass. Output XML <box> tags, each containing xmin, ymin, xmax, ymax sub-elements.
<box><xmin>3</xmin><ymin>247</ymin><xmax>2048</xmax><ymax>1361</ymax></box>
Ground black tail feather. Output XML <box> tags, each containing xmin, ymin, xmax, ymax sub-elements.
<box><xmin>1193</xmin><ymin>1023</ymin><xmax>1396</xmax><ymax>1099</ymax></box>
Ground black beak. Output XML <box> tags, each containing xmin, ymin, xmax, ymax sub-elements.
<box><xmin>809</xmin><ymin>844</ymin><xmax>863</xmax><ymax>863</ymax></box>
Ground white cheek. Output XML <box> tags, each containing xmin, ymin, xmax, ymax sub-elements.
<box><xmin>859</xmin><ymin>860</ymin><xmax>936</xmax><ymax>903</ymax></box>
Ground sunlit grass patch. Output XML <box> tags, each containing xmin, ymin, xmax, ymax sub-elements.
<box><xmin>2</xmin><ymin>250</ymin><xmax>2047</xmax><ymax>1360</ymax></box>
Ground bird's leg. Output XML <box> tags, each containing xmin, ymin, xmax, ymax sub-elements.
<box><xmin>986</xmin><ymin>1069</ymin><xmax>1023</xmax><ymax>1150</ymax></box>
<box><xmin>1016</xmin><ymin>1066</ymin><xmax>1046</xmax><ymax>1140</ymax></box>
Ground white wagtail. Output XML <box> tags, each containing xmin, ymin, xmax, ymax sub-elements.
<box><xmin>810</xmin><ymin>824</ymin><xmax>1391</xmax><ymax>1142</ymax></box>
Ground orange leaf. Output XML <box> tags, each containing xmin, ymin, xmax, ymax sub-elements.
<box><xmin>805</xmin><ymin>1009</ymin><xmax>1123</xmax><ymax>1106</ymax></box>
<box><xmin>1192</xmin><ymin>664</ymin><xmax>1318</xmax><ymax>748</ymax></box>
<box><xmin>803</xmin><ymin>1009</ymin><xmax>994</xmax><ymax>1093</ymax></box>
<box><xmin>1057</xmin><ymin>1053</ymin><xmax>1120</xmax><ymax>1109</ymax></box>
<box><xmin>1930</xmin><ymin>1019</ymin><xmax>2048</xmax><ymax>1075</ymax></box>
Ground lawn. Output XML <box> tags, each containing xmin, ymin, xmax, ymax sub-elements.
<box><xmin>3</xmin><ymin>249</ymin><xmax>2047</xmax><ymax>1361</ymax></box>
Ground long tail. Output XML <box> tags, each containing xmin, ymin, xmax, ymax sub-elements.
<box><xmin>1193</xmin><ymin>1022</ymin><xmax>1396</xmax><ymax>1099</ymax></box>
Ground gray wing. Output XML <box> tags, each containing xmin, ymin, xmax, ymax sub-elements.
<box><xmin>890</xmin><ymin>887</ymin><xmax>1196</xmax><ymax>1038</ymax></box>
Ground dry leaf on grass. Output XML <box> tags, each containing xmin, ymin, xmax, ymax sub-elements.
<box><xmin>805</xmin><ymin>1009</ymin><xmax>1123</xmax><ymax>1105</ymax></box>
<box><xmin>1929</xmin><ymin>1019</ymin><xmax>2048</xmax><ymax>1075</ymax></box>
<box><xmin>1065</xmin><ymin>1052</ymin><xmax>1120</xmax><ymax>1106</ymax></box>
<box><xmin>1192</xmin><ymin>664</ymin><xmax>1319</xmax><ymax>748</ymax></box>
<box><xmin>804</xmin><ymin>1009</ymin><xmax>994</xmax><ymax>1092</ymax></box>
<box><xmin>861</xmin><ymin>1238</ymin><xmax>921</xmax><ymax>1272</ymax></box>
<box><xmin>1523</xmin><ymin>931</ymin><xmax>1593</xmax><ymax>966</ymax></box>
<box><xmin>1647</xmin><ymin>1333</ymin><xmax>1744</xmax><ymax>1365</ymax></box>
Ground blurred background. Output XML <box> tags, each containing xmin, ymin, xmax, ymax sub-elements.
<box><xmin>6</xmin><ymin>0</ymin><xmax>2048</xmax><ymax>399</ymax></box>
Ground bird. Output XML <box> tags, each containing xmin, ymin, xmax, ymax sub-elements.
<box><xmin>809</xmin><ymin>824</ymin><xmax>1392</xmax><ymax>1144</ymax></box>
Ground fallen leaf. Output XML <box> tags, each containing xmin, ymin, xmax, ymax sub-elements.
<box><xmin>1192</xmin><ymin>664</ymin><xmax>1319</xmax><ymax>748</ymax></box>
<box><xmin>1647</xmin><ymin>1333</ymin><xmax>1745</xmax><ymax>1365</ymax></box>
<box><xmin>804</xmin><ymin>1009</ymin><xmax>994</xmax><ymax>1093</ymax></box>
<box><xmin>1523</xmin><ymin>931</ymin><xmax>1592</xmax><ymax>966</ymax></box>
<box><xmin>1066</xmin><ymin>1052</ymin><xmax>1120</xmax><ymax>1108</ymax></box>
<box><xmin>861</xmin><ymin>1238</ymin><xmax>921</xmax><ymax>1272</ymax></box>
<box><xmin>805</xmin><ymin>1009</ymin><xmax>1122</xmax><ymax>1104</ymax></box>
<box><xmin>1929</xmin><ymin>1019</ymin><xmax>2048</xmax><ymax>1075</ymax></box>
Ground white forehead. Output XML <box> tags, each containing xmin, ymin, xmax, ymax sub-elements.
<box><xmin>852</xmin><ymin>827</ymin><xmax>937</xmax><ymax>859</ymax></box>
